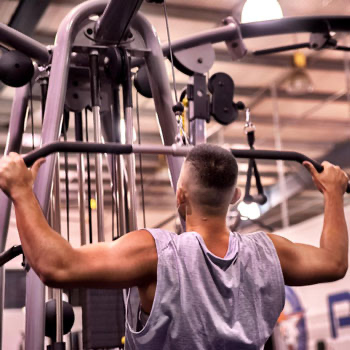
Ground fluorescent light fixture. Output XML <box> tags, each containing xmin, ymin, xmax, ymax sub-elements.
<box><xmin>241</xmin><ymin>0</ymin><xmax>283</xmax><ymax>23</ymax></box>
<box><xmin>237</xmin><ymin>201</ymin><xmax>261</xmax><ymax>220</ymax></box>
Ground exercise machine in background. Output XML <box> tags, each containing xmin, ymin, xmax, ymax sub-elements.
<box><xmin>0</xmin><ymin>1</ymin><xmax>350</xmax><ymax>348</ymax></box>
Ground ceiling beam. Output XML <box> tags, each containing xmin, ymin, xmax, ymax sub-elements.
<box><xmin>234</xmin><ymin>86</ymin><xmax>348</xmax><ymax>102</ymax></box>
<box><xmin>215</xmin><ymin>50</ymin><xmax>346</xmax><ymax>72</ymax></box>
<box><xmin>241</xmin><ymin>113</ymin><xmax>350</xmax><ymax>130</ymax></box>
<box><xmin>170</xmin><ymin>82</ymin><xmax>348</xmax><ymax>104</ymax></box>
<box><xmin>140</xmin><ymin>2</ymin><xmax>231</xmax><ymax>23</ymax></box>
<box><xmin>136</xmin><ymin>129</ymin><xmax>335</xmax><ymax>151</ymax></box>
<box><xmin>49</xmin><ymin>0</ymin><xmax>231</xmax><ymax>24</ymax></box>
<box><xmin>140</xmin><ymin>108</ymin><xmax>350</xmax><ymax>132</ymax></box>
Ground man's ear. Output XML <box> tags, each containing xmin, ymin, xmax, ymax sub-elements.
<box><xmin>230</xmin><ymin>188</ymin><xmax>241</xmax><ymax>206</ymax></box>
<box><xmin>176</xmin><ymin>187</ymin><xmax>187</xmax><ymax>207</ymax></box>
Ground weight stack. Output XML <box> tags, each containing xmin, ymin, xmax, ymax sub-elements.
<box><xmin>81</xmin><ymin>289</ymin><xmax>125</xmax><ymax>349</ymax></box>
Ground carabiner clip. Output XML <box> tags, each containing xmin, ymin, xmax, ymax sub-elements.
<box><xmin>244</xmin><ymin>108</ymin><xmax>256</xmax><ymax>134</ymax></box>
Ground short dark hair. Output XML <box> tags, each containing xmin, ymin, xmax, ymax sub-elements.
<box><xmin>186</xmin><ymin>144</ymin><xmax>238</xmax><ymax>189</ymax></box>
<box><xmin>185</xmin><ymin>144</ymin><xmax>238</xmax><ymax>212</ymax></box>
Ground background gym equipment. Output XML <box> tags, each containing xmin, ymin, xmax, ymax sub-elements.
<box><xmin>0</xmin><ymin>50</ymin><xmax>34</xmax><ymax>88</ymax></box>
<box><xmin>0</xmin><ymin>1</ymin><xmax>350</xmax><ymax>349</ymax></box>
<box><xmin>0</xmin><ymin>245</ymin><xmax>23</xmax><ymax>267</ymax></box>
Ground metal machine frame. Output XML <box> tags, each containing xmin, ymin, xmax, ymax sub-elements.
<box><xmin>0</xmin><ymin>1</ymin><xmax>350</xmax><ymax>348</ymax></box>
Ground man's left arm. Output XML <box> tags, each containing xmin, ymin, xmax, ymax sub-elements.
<box><xmin>0</xmin><ymin>153</ymin><xmax>157</xmax><ymax>289</ymax></box>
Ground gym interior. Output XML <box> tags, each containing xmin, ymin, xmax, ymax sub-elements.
<box><xmin>0</xmin><ymin>0</ymin><xmax>350</xmax><ymax>349</ymax></box>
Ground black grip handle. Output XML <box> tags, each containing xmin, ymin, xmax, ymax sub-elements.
<box><xmin>22</xmin><ymin>141</ymin><xmax>133</xmax><ymax>167</ymax></box>
<box><xmin>231</xmin><ymin>149</ymin><xmax>350</xmax><ymax>194</ymax></box>
<box><xmin>0</xmin><ymin>245</ymin><xmax>23</xmax><ymax>267</ymax></box>
<box><xmin>20</xmin><ymin>142</ymin><xmax>350</xmax><ymax>194</ymax></box>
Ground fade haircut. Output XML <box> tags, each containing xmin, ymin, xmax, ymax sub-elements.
<box><xmin>185</xmin><ymin>144</ymin><xmax>238</xmax><ymax>213</ymax></box>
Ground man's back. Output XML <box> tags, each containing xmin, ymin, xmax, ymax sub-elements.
<box><xmin>125</xmin><ymin>229</ymin><xmax>285</xmax><ymax>350</ymax></box>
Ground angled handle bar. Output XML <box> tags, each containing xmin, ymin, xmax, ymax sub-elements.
<box><xmin>22</xmin><ymin>141</ymin><xmax>350</xmax><ymax>193</ymax></box>
<box><xmin>0</xmin><ymin>245</ymin><xmax>23</xmax><ymax>267</ymax></box>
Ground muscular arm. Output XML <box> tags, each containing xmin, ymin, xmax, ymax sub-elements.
<box><xmin>13</xmin><ymin>189</ymin><xmax>157</xmax><ymax>288</ymax></box>
<box><xmin>0</xmin><ymin>152</ymin><xmax>157</xmax><ymax>288</ymax></box>
<box><xmin>268</xmin><ymin>163</ymin><xmax>349</xmax><ymax>286</ymax></box>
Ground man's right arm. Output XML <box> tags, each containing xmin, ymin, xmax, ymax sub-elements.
<box><xmin>268</xmin><ymin>161</ymin><xmax>349</xmax><ymax>286</ymax></box>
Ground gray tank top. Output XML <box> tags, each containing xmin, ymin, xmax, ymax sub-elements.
<box><xmin>125</xmin><ymin>229</ymin><xmax>285</xmax><ymax>350</ymax></box>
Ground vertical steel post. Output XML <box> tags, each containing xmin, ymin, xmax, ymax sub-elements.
<box><xmin>78</xmin><ymin>155</ymin><xmax>87</xmax><ymax>246</ymax></box>
<box><xmin>24</xmin><ymin>2</ymin><xmax>109</xmax><ymax>348</ymax></box>
<box><xmin>187</xmin><ymin>74</ymin><xmax>207</xmax><ymax>145</ymax></box>
<box><xmin>122</xmin><ymin>54</ymin><xmax>138</xmax><ymax>231</ymax></box>
<box><xmin>189</xmin><ymin>119</ymin><xmax>206</xmax><ymax>145</ymax></box>
<box><xmin>131</xmin><ymin>14</ymin><xmax>184</xmax><ymax>192</ymax></box>
<box><xmin>89</xmin><ymin>50</ymin><xmax>105</xmax><ymax>242</ymax></box>
<box><xmin>116</xmin><ymin>156</ymin><xmax>127</xmax><ymax>235</ymax></box>
<box><xmin>55</xmin><ymin>289</ymin><xmax>63</xmax><ymax>344</ymax></box>
<box><xmin>101</xmin><ymin>88</ymin><xmax>127</xmax><ymax>237</ymax></box>
<box><xmin>52</xmin><ymin>160</ymin><xmax>64</xmax><ymax>346</ymax></box>
<box><xmin>0</xmin><ymin>83</ymin><xmax>30</xmax><ymax>350</ymax></box>
<box><xmin>75</xmin><ymin>112</ymin><xmax>87</xmax><ymax>246</ymax></box>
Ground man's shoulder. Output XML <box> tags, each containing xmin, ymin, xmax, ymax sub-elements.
<box><xmin>122</xmin><ymin>229</ymin><xmax>158</xmax><ymax>251</ymax></box>
<box><xmin>235</xmin><ymin>230</ymin><xmax>268</xmax><ymax>241</ymax></box>
<box><xmin>139</xmin><ymin>228</ymin><xmax>178</xmax><ymax>250</ymax></box>
<box><xmin>236</xmin><ymin>230</ymin><xmax>278</xmax><ymax>252</ymax></box>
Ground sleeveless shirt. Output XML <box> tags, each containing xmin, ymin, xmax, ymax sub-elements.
<box><xmin>125</xmin><ymin>229</ymin><xmax>285</xmax><ymax>350</ymax></box>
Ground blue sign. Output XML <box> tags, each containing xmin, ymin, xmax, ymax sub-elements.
<box><xmin>328</xmin><ymin>292</ymin><xmax>350</xmax><ymax>338</ymax></box>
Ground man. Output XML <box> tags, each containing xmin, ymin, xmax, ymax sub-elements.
<box><xmin>0</xmin><ymin>144</ymin><xmax>348</xmax><ymax>349</ymax></box>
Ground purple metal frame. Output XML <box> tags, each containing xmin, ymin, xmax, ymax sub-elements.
<box><xmin>0</xmin><ymin>83</ymin><xmax>30</xmax><ymax>349</ymax></box>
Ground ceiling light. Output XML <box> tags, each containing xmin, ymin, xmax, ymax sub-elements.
<box><xmin>281</xmin><ymin>52</ymin><xmax>314</xmax><ymax>96</ymax></box>
<box><xmin>284</xmin><ymin>70</ymin><xmax>314</xmax><ymax>95</ymax></box>
<box><xmin>241</xmin><ymin>0</ymin><xmax>283</xmax><ymax>23</ymax></box>
<box><xmin>237</xmin><ymin>201</ymin><xmax>261</xmax><ymax>220</ymax></box>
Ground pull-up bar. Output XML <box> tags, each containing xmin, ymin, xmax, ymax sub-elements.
<box><xmin>21</xmin><ymin>141</ymin><xmax>350</xmax><ymax>193</ymax></box>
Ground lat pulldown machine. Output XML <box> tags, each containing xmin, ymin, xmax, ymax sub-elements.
<box><xmin>0</xmin><ymin>1</ymin><xmax>350</xmax><ymax>348</ymax></box>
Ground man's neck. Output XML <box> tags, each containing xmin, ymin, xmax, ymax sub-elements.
<box><xmin>185</xmin><ymin>213</ymin><xmax>230</xmax><ymax>239</ymax></box>
<box><xmin>185</xmin><ymin>212</ymin><xmax>231</xmax><ymax>258</ymax></box>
